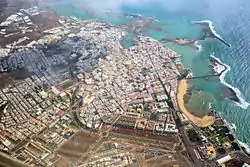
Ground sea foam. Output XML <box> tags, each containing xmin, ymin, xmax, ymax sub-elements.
<box><xmin>104</xmin><ymin>10</ymin><xmax>111</xmax><ymax>13</ymax></box>
<box><xmin>224</xmin><ymin>119</ymin><xmax>250</xmax><ymax>154</ymax></box>
<box><xmin>191</xmin><ymin>20</ymin><xmax>231</xmax><ymax>47</ymax></box>
<box><xmin>191</xmin><ymin>20</ymin><xmax>222</xmax><ymax>38</ymax></box>
<box><xmin>70</xmin><ymin>16</ymin><xmax>80</xmax><ymax>21</ymax></box>
<box><xmin>210</xmin><ymin>54</ymin><xmax>250</xmax><ymax>109</ymax></box>
<box><xmin>194</xmin><ymin>41</ymin><xmax>202</xmax><ymax>52</ymax></box>
<box><xmin>147</xmin><ymin>17</ymin><xmax>160</xmax><ymax>23</ymax></box>
<box><xmin>238</xmin><ymin>140</ymin><xmax>250</xmax><ymax>154</ymax></box>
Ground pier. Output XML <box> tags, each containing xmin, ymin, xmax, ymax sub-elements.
<box><xmin>186</xmin><ymin>74</ymin><xmax>219</xmax><ymax>80</ymax></box>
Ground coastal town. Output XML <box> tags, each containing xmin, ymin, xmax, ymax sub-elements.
<box><xmin>0</xmin><ymin>4</ymin><xmax>249</xmax><ymax>167</ymax></box>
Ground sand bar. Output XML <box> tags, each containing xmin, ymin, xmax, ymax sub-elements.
<box><xmin>177</xmin><ymin>79</ymin><xmax>215</xmax><ymax>127</ymax></box>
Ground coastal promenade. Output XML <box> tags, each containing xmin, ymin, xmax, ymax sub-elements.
<box><xmin>177</xmin><ymin>79</ymin><xmax>215</xmax><ymax>127</ymax></box>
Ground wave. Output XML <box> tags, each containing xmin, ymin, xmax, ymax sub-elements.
<box><xmin>125</xmin><ymin>13</ymin><xmax>142</xmax><ymax>19</ymax></box>
<box><xmin>191</xmin><ymin>20</ymin><xmax>231</xmax><ymax>47</ymax></box>
<box><xmin>224</xmin><ymin>119</ymin><xmax>250</xmax><ymax>154</ymax></box>
<box><xmin>104</xmin><ymin>10</ymin><xmax>111</xmax><ymax>13</ymax></box>
<box><xmin>192</xmin><ymin>20</ymin><xmax>222</xmax><ymax>38</ymax></box>
<box><xmin>210</xmin><ymin>54</ymin><xmax>250</xmax><ymax>109</ymax></box>
<box><xmin>223</xmin><ymin>119</ymin><xmax>234</xmax><ymax>130</ymax></box>
<box><xmin>147</xmin><ymin>17</ymin><xmax>160</xmax><ymax>23</ymax></box>
<box><xmin>70</xmin><ymin>16</ymin><xmax>80</xmax><ymax>21</ymax></box>
<box><xmin>238</xmin><ymin>140</ymin><xmax>250</xmax><ymax>154</ymax></box>
<box><xmin>231</xmin><ymin>123</ymin><xmax>237</xmax><ymax>131</ymax></box>
<box><xmin>154</xmin><ymin>19</ymin><xmax>160</xmax><ymax>23</ymax></box>
<box><xmin>194</xmin><ymin>41</ymin><xmax>202</xmax><ymax>52</ymax></box>
<box><xmin>227</xmin><ymin>121</ymin><xmax>237</xmax><ymax>132</ymax></box>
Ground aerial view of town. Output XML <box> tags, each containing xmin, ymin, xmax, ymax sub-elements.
<box><xmin>0</xmin><ymin>0</ymin><xmax>250</xmax><ymax>167</ymax></box>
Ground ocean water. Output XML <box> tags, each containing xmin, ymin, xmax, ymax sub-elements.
<box><xmin>39</xmin><ymin>0</ymin><xmax>250</xmax><ymax>151</ymax></box>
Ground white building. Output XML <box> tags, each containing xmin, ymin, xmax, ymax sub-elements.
<box><xmin>216</xmin><ymin>155</ymin><xmax>232</xmax><ymax>165</ymax></box>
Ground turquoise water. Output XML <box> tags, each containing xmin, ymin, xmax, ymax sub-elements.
<box><xmin>146</xmin><ymin>22</ymin><xmax>202</xmax><ymax>40</ymax></box>
<box><xmin>121</xmin><ymin>33</ymin><xmax>135</xmax><ymax>49</ymax></box>
<box><xmin>39</xmin><ymin>0</ymin><xmax>250</xmax><ymax>151</ymax></box>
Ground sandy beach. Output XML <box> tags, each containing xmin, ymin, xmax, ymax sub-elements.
<box><xmin>177</xmin><ymin>79</ymin><xmax>215</xmax><ymax>127</ymax></box>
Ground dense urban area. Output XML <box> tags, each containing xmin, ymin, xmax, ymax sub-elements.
<box><xmin>0</xmin><ymin>4</ymin><xmax>249</xmax><ymax>167</ymax></box>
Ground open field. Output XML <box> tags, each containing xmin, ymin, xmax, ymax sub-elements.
<box><xmin>57</xmin><ymin>131</ymin><xmax>99</xmax><ymax>161</ymax></box>
<box><xmin>145</xmin><ymin>151</ymin><xmax>193</xmax><ymax>167</ymax></box>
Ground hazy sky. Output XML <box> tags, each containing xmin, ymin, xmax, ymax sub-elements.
<box><xmin>82</xmin><ymin>0</ymin><xmax>245</xmax><ymax>20</ymax></box>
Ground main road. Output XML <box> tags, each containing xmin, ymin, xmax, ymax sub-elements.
<box><xmin>146</xmin><ymin>51</ymin><xmax>215</xmax><ymax>167</ymax></box>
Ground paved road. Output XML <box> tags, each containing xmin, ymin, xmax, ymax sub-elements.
<box><xmin>146</xmin><ymin>53</ymin><xmax>217</xmax><ymax>167</ymax></box>
<box><xmin>157</xmin><ymin>76</ymin><xmax>214</xmax><ymax>167</ymax></box>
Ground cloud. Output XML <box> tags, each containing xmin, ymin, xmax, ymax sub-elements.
<box><xmin>83</xmin><ymin>0</ymin><xmax>142</xmax><ymax>12</ymax></box>
<box><xmin>81</xmin><ymin>0</ymin><xmax>244</xmax><ymax>20</ymax></box>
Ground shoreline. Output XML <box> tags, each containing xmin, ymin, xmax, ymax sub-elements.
<box><xmin>191</xmin><ymin>20</ymin><xmax>231</xmax><ymax>47</ymax></box>
<box><xmin>177</xmin><ymin>79</ymin><xmax>215</xmax><ymax>127</ymax></box>
<box><xmin>210</xmin><ymin>54</ymin><xmax>249</xmax><ymax>109</ymax></box>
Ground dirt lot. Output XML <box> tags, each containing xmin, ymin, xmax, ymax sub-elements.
<box><xmin>111</xmin><ymin>127</ymin><xmax>180</xmax><ymax>143</ymax></box>
<box><xmin>57</xmin><ymin>131</ymin><xmax>99</xmax><ymax>162</ymax></box>
<box><xmin>146</xmin><ymin>151</ymin><xmax>193</xmax><ymax>167</ymax></box>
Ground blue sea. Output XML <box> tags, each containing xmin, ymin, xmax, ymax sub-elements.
<box><xmin>39</xmin><ymin>0</ymin><xmax>250</xmax><ymax>151</ymax></box>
